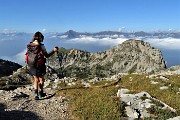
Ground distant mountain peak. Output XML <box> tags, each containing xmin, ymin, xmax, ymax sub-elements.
<box><xmin>58</xmin><ymin>30</ymin><xmax>180</xmax><ymax>39</ymax></box>
<box><xmin>64</xmin><ymin>30</ymin><xmax>80</xmax><ymax>38</ymax></box>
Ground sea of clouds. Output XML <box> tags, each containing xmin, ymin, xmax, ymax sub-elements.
<box><xmin>0</xmin><ymin>34</ymin><xmax>179</xmax><ymax>68</ymax></box>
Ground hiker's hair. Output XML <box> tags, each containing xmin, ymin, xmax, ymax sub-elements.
<box><xmin>32</xmin><ymin>31</ymin><xmax>44</xmax><ymax>43</ymax></box>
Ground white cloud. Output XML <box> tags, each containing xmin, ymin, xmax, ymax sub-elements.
<box><xmin>58</xmin><ymin>35</ymin><xmax>68</xmax><ymax>39</ymax></box>
<box><xmin>42</xmin><ymin>29</ymin><xmax>46</xmax><ymax>32</ymax></box>
<box><xmin>1</xmin><ymin>35</ymin><xmax>180</xmax><ymax>67</ymax></box>
<box><xmin>66</xmin><ymin>36</ymin><xmax>127</xmax><ymax>47</ymax></box>
<box><xmin>144</xmin><ymin>37</ymin><xmax>180</xmax><ymax>50</ymax></box>
<box><xmin>14</xmin><ymin>49</ymin><xmax>26</xmax><ymax>65</ymax></box>
<box><xmin>118</xmin><ymin>27</ymin><xmax>126</xmax><ymax>32</ymax></box>
<box><xmin>1</xmin><ymin>49</ymin><xmax>26</xmax><ymax>66</ymax></box>
<box><xmin>65</xmin><ymin>36</ymin><xmax>180</xmax><ymax>50</ymax></box>
<box><xmin>2</xmin><ymin>28</ymin><xmax>17</xmax><ymax>33</ymax></box>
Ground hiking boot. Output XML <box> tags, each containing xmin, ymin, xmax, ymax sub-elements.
<box><xmin>34</xmin><ymin>93</ymin><xmax>39</xmax><ymax>100</ymax></box>
<box><xmin>39</xmin><ymin>91</ymin><xmax>46</xmax><ymax>98</ymax></box>
<box><xmin>35</xmin><ymin>96</ymin><xmax>39</xmax><ymax>100</ymax></box>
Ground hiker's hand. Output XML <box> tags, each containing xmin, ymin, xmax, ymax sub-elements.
<box><xmin>54</xmin><ymin>47</ymin><xmax>58</xmax><ymax>52</ymax></box>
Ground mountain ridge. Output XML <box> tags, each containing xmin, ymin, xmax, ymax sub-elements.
<box><xmin>0</xmin><ymin>59</ymin><xmax>22</xmax><ymax>78</ymax></box>
<box><xmin>1</xmin><ymin>30</ymin><xmax>179</xmax><ymax>40</ymax></box>
<box><xmin>58</xmin><ymin>30</ymin><xmax>180</xmax><ymax>39</ymax></box>
<box><xmin>47</xmin><ymin>39</ymin><xmax>166</xmax><ymax>79</ymax></box>
<box><xmin>0</xmin><ymin>39</ymin><xmax>167</xmax><ymax>80</ymax></box>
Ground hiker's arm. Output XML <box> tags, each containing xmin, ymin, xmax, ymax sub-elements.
<box><xmin>43</xmin><ymin>50</ymin><xmax>55</xmax><ymax>58</ymax></box>
<box><xmin>43</xmin><ymin>47</ymin><xmax>58</xmax><ymax>58</ymax></box>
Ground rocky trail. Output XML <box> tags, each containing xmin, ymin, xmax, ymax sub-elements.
<box><xmin>1</xmin><ymin>65</ymin><xmax>180</xmax><ymax>119</ymax></box>
<box><xmin>0</xmin><ymin>84</ymin><xmax>71</xmax><ymax>120</ymax></box>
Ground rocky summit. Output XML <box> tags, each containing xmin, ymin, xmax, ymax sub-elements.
<box><xmin>47</xmin><ymin>39</ymin><xmax>166</xmax><ymax>79</ymax></box>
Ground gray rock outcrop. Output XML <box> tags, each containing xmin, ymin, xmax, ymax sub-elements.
<box><xmin>0</xmin><ymin>66</ymin><xmax>32</xmax><ymax>90</ymax></box>
<box><xmin>117</xmin><ymin>88</ymin><xmax>177</xmax><ymax>119</ymax></box>
<box><xmin>47</xmin><ymin>39</ymin><xmax>166</xmax><ymax>79</ymax></box>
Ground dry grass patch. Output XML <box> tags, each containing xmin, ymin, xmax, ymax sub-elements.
<box><xmin>56</xmin><ymin>74</ymin><xmax>180</xmax><ymax>119</ymax></box>
<box><xmin>57</xmin><ymin>80</ymin><xmax>126</xmax><ymax>120</ymax></box>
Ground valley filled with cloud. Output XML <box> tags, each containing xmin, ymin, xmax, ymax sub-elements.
<box><xmin>0</xmin><ymin>31</ymin><xmax>180</xmax><ymax>67</ymax></box>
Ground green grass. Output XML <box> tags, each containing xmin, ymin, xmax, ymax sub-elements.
<box><xmin>56</xmin><ymin>74</ymin><xmax>180</xmax><ymax>119</ymax></box>
<box><xmin>57</xmin><ymin>80</ymin><xmax>125</xmax><ymax>120</ymax></box>
<box><xmin>89</xmin><ymin>80</ymin><xmax>118</xmax><ymax>87</ymax></box>
<box><xmin>71</xmin><ymin>88</ymin><xmax>121</xmax><ymax>120</ymax></box>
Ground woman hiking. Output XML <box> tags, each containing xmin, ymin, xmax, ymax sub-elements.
<box><xmin>26</xmin><ymin>31</ymin><xmax>58</xmax><ymax>100</ymax></box>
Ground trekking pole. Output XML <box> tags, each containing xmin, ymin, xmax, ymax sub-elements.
<box><xmin>55</xmin><ymin>47</ymin><xmax>63</xmax><ymax>78</ymax></box>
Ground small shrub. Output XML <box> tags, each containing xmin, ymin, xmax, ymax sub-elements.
<box><xmin>147</xmin><ymin>106</ymin><xmax>177</xmax><ymax>119</ymax></box>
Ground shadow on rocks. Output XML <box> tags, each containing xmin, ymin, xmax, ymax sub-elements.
<box><xmin>0</xmin><ymin>103</ymin><xmax>42</xmax><ymax>120</ymax></box>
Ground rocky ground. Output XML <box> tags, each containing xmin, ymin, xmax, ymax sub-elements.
<box><xmin>0</xmin><ymin>84</ymin><xmax>71</xmax><ymax>120</ymax></box>
<box><xmin>1</xmin><ymin>65</ymin><xmax>180</xmax><ymax>120</ymax></box>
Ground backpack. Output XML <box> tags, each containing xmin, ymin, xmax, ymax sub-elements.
<box><xmin>25</xmin><ymin>42</ymin><xmax>45</xmax><ymax>68</ymax></box>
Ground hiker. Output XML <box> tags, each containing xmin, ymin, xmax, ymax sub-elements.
<box><xmin>26</xmin><ymin>31</ymin><xmax>58</xmax><ymax>100</ymax></box>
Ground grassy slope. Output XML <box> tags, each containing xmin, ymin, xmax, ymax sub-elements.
<box><xmin>57</xmin><ymin>74</ymin><xmax>180</xmax><ymax>119</ymax></box>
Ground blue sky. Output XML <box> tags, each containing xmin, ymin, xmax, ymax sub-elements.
<box><xmin>0</xmin><ymin>0</ymin><xmax>179</xmax><ymax>33</ymax></box>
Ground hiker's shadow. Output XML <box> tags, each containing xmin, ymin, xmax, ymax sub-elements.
<box><xmin>0</xmin><ymin>103</ymin><xmax>42</xmax><ymax>120</ymax></box>
<box><xmin>38</xmin><ymin>93</ymin><xmax>56</xmax><ymax>100</ymax></box>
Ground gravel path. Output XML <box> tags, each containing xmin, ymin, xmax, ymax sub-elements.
<box><xmin>0</xmin><ymin>86</ymin><xmax>72</xmax><ymax>120</ymax></box>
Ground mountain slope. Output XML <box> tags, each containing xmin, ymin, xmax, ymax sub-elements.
<box><xmin>47</xmin><ymin>39</ymin><xmax>166</xmax><ymax>79</ymax></box>
<box><xmin>0</xmin><ymin>59</ymin><xmax>22</xmax><ymax>77</ymax></box>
